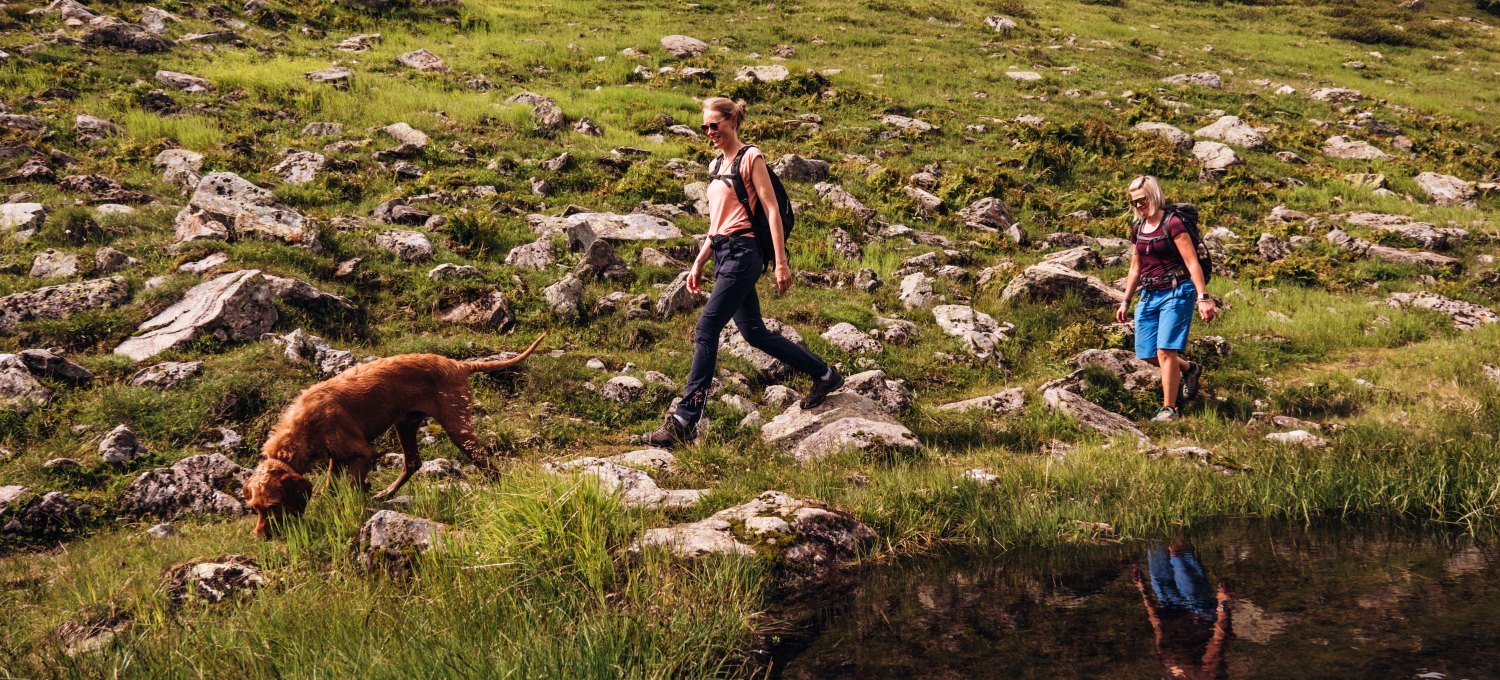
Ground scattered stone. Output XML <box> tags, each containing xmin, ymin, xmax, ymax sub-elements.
<box><xmin>505</xmin><ymin>238</ymin><xmax>556</xmax><ymax>270</ymax></box>
<box><xmin>147</xmin><ymin>523</ymin><xmax>175</xmax><ymax>538</ymax></box>
<box><xmin>574</xmin><ymin>240</ymin><xmax>631</xmax><ymax>281</ymax></box>
<box><xmin>3</xmin><ymin>492</ymin><xmax>93</xmax><ymax>537</ymax></box>
<box><xmin>601</xmin><ymin>376</ymin><xmax>646</xmax><ymax>403</ymax></box>
<box><xmin>94</xmin><ymin>246</ymin><xmax>137</xmax><ymax>273</ymax></box>
<box><xmin>772</xmin><ymin>155</ymin><xmax>830</xmax><ymax>183</ymax></box>
<box><xmin>1064</xmin><ymin>348</ymin><xmax>1161</xmax><ymax>393</ymax></box>
<box><xmin>114</xmin><ymin>270</ymin><xmax>276</xmax><ymax>361</ymax></box>
<box><xmin>1326</xmin><ymin>228</ymin><xmax>1459</xmax><ymax>270</ymax></box>
<box><xmin>963</xmin><ymin>469</ymin><xmax>999</xmax><ymax>485</ymax></box>
<box><xmin>937</xmin><ymin>387</ymin><xmax>1026</xmax><ymax>415</ymax></box>
<box><xmin>84</xmin><ymin>21</ymin><xmax>171</xmax><ymax>53</ymax></box>
<box><xmin>375</xmin><ymin>230</ymin><xmax>433</xmax><ymax>262</ymax></box>
<box><xmin>932</xmin><ymin>305</ymin><xmax>1012</xmax><ymax>363</ymax></box>
<box><xmin>821</xmin><ymin>323</ymin><xmax>883</xmax><ymax>354</ymax></box>
<box><xmin>29</xmin><ymin>250</ymin><xmax>79</xmax><ymax>278</ymax></box>
<box><xmin>842</xmin><ymin>370</ymin><xmax>913</xmax><ymax>413</ymax></box>
<box><xmin>179</xmin><ymin>253</ymin><xmax>228</xmax><ymax>275</ymax></box>
<box><xmin>427</xmin><ymin>263</ymin><xmax>481</xmax><ymax>280</ymax></box>
<box><xmin>507</xmin><ymin>92</ymin><xmax>566</xmax><ymax>130</ymax></box>
<box><xmin>270</xmin><ymin>328</ymin><xmax>356</xmax><ymax>377</ymax></box>
<box><xmin>335</xmin><ymin>34</ymin><xmax>381</xmax><ymax>51</ymax></box>
<box><xmin>153</xmin><ymin>149</ymin><xmax>204</xmax><ymax>192</ymax></box>
<box><xmin>269</xmin><ymin>152</ymin><xmax>326</xmax><ymax>184</ymax></box>
<box><xmin>17</xmin><ymin>348</ymin><xmax>91</xmax><ymax>383</ymax></box>
<box><xmin>155</xmin><ymin>70</ymin><xmax>212</xmax><ymax>93</ymax></box>
<box><xmin>305</xmin><ymin>66</ymin><xmax>353</xmax><ymax>85</ymax></box>
<box><xmin>985</xmin><ymin>15</ymin><xmax>1019</xmax><ymax>32</ymax></box>
<box><xmin>1</xmin><ymin>203</ymin><xmax>47</xmax><ymax>237</ymax></box>
<box><xmin>1309</xmin><ymin>87</ymin><xmax>1363</xmax><ymax>103</ymax></box>
<box><xmin>1322</xmin><ymin>135</ymin><xmax>1387</xmax><ymax>160</ymax></box>
<box><xmin>73</xmin><ymin>115</ymin><xmax>119</xmax><ymax>144</ymax></box>
<box><xmin>761</xmin><ymin>392</ymin><xmax>920</xmax><ymax>461</ymax></box>
<box><xmin>881</xmin><ymin>114</ymin><xmax>938</xmax><ymax>135</ymax></box>
<box><xmin>1162</xmin><ymin>72</ymin><xmax>1221</xmax><ymax>88</ymax></box>
<box><xmin>1385</xmin><ymin>292</ymin><xmax>1496</xmax><ymax>331</ymax></box>
<box><xmin>0</xmin><ymin>277</ymin><xmax>130</xmax><ymax>334</ymax></box>
<box><xmin>0</xmin><ymin>353</ymin><xmax>52</xmax><ymax>413</ymax></box>
<box><xmin>1043</xmin><ymin>245</ymin><xmax>1102</xmax><ymax>271</ymax></box>
<box><xmin>1265</xmin><ymin>430</ymin><xmax>1328</xmax><ymax>448</ymax></box>
<box><xmin>301</xmin><ymin>122</ymin><xmax>344</xmax><ymax>137</ymax></box>
<box><xmin>814</xmin><ymin>183</ymin><xmax>877</xmax><ymax>222</ymax></box>
<box><xmin>1339</xmin><ymin>212</ymin><xmax>1466</xmax><ymax>250</ymax></box>
<box><xmin>1193</xmin><ymin>335</ymin><xmax>1232</xmax><ymax>357</ymax></box>
<box><xmin>127</xmin><ymin>361</ymin><xmax>202</xmax><ymax>388</ymax></box>
<box><xmin>1257</xmin><ymin>233</ymin><xmax>1290</xmax><ymax>261</ymax></box>
<box><xmin>899</xmin><ymin>272</ymin><xmax>942</xmax><ymax>310</ymax></box>
<box><xmin>655</xmin><ymin>271</ymin><xmax>703</xmax><ymax>318</ymax></box>
<box><xmin>660</xmin><ymin>35</ymin><xmax>708</xmax><ymax>58</ymax></box>
<box><xmin>1006</xmin><ymin>71</ymin><xmax>1042</xmax><ymax>82</ymax></box>
<box><xmin>544</xmin><ymin>457</ymin><xmax>704</xmax><ymax>509</ymax></box>
<box><xmin>1194</xmin><ymin>115</ymin><xmax>1268</xmax><ymax>149</ymax></box>
<box><xmin>1275</xmin><ymin>150</ymin><xmax>1307</xmax><ymax>165</ymax></box>
<box><xmin>397</xmin><ymin>48</ymin><xmax>448</xmax><ymax>72</ymax></box>
<box><xmin>119</xmin><ymin>453</ymin><xmax>252</xmax><ymax>517</ymax></box>
<box><xmin>1</xmin><ymin>485</ymin><xmax>32</xmax><ymax>514</ymax></box>
<box><xmin>529</xmin><ymin>212</ymin><xmax>683</xmax><ymax>241</ymax></box>
<box><xmin>1413</xmin><ymin>172</ymin><xmax>1476</xmax><ymax>207</ymax></box>
<box><xmin>163</xmin><ymin>555</ymin><xmax>263</xmax><ymax>606</ymax></box>
<box><xmin>1192</xmin><ymin>140</ymin><xmax>1242</xmax><ymax>174</ymax></box>
<box><xmin>99</xmin><ymin>424</ymin><xmax>148</xmax><ymax>463</ymax></box>
<box><xmin>1134</xmin><ymin>122</ymin><xmax>1194</xmax><ymax>150</ymax></box>
<box><xmin>1000</xmin><ymin>262</ymin><xmax>1125</xmax><ymax>307</ymax></box>
<box><xmin>544</xmin><ymin>273</ymin><xmax>586</xmax><ymax>321</ymax></box>
<box><xmin>382</xmin><ymin>122</ymin><xmax>429</xmax><ymax>149</ymax></box>
<box><xmin>735</xmin><ymin>65</ymin><xmax>789</xmax><ymax>82</ymax></box>
<box><xmin>958</xmin><ymin>197</ymin><xmax>1015</xmax><ymax>231</ymax></box>
<box><xmin>1042</xmin><ymin>387</ymin><xmax>1149</xmax><ymax>446</ymax></box>
<box><xmin>175</xmin><ymin>173</ymin><xmax>316</xmax><ymax>247</ymax></box>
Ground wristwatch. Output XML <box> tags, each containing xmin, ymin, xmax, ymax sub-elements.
<box><xmin>1198</xmin><ymin>293</ymin><xmax>1213</xmax><ymax>301</ymax></box>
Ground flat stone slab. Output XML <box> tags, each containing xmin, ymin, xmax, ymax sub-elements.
<box><xmin>0</xmin><ymin>277</ymin><xmax>130</xmax><ymax>333</ymax></box>
<box><xmin>1042</xmin><ymin>387</ymin><xmax>1149</xmax><ymax>447</ymax></box>
<box><xmin>937</xmin><ymin>387</ymin><xmax>1026</xmax><ymax>414</ymax></box>
<box><xmin>114</xmin><ymin>270</ymin><xmax>277</xmax><ymax>361</ymax></box>
<box><xmin>528</xmin><ymin>212</ymin><xmax>683</xmax><ymax>241</ymax></box>
<box><xmin>544</xmin><ymin>457</ymin><xmax>704</xmax><ymax>509</ymax></box>
<box><xmin>761</xmin><ymin>392</ymin><xmax>920</xmax><ymax>461</ymax></box>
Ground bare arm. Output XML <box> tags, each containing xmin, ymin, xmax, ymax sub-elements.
<box><xmin>748</xmin><ymin>154</ymin><xmax>793</xmax><ymax>294</ymax></box>
<box><xmin>1116</xmin><ymin>238</ymin><xmax>1141</xmax><ymax>323</ymax></box>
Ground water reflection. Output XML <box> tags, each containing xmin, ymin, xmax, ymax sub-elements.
<box><xmin>773</xmin><ymin>522</ymin><xmax>1500</xmax><ymax>679</ymax></box>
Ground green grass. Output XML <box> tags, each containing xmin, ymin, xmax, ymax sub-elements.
<box><xmin>1</xmin><ymin>0</ymin><xmax>1498</xmax><ymax>674</ymax></box>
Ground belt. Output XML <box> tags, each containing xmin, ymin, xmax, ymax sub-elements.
<box><xmin>1140</xmin><ymin>270</ymin><xmax>1189</xmax><ymax>289</ymax></box>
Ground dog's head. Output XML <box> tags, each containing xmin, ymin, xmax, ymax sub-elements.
<box><xmin>242</xmin><ymin>460</ymin><xmax>313</xmax><ymax>539</ymax></box>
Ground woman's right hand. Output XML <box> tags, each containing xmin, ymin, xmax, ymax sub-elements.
<box><xmin>1115</xmin><ymin>301</ymin><xmax>1130</xmax><ymax>324</ymax></box>
<box><xmin>686</xmin><ymin>262</ymin><xmax>704</xmax><ymax>294</ymax></box>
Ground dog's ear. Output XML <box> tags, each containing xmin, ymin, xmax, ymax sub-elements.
<box><xmin>281</xmin><ymin>470</ymin><xmax>313</xmax><ymax>514</ymax></box>
<box><xmin>243</xmin><ymin>462</ymin><xmax>312</xmax><ymax>539</ymax></box>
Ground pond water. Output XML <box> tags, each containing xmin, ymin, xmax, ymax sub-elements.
<box><xmin>772</xmin><ymin>522</ymin><xmax>1500</xmax><ymax>679</ymax></box>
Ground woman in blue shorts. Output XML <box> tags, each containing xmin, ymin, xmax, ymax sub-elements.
<box><xmin>1115</xmin><ymin>176</ymin><xmax>1218</xmax><ymax>422</ymax></box>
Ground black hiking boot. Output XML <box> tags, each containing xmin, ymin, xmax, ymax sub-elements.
<box><xmin>643</xmin><ymin>414</ymin><xmax>695</xmax><ymax>448</ymax></box>
<box><xmin>1180</xmin><ymin>361</ymin><xmax>1203</xmax><ymax>402</ymax></box>
<box><xmin>799</xmin><ymin>368</ymin><xmax>845</xmax><ymax>410</ymax></box>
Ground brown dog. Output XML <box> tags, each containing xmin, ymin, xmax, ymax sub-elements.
<box><xmin>243</xmin><ymin>334</ymin><xmax>546</xmax><ymax>538</ymax></box>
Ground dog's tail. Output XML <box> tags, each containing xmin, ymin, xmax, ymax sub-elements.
<box><xmin>462</xmin><ymin>333</ymin><xmax>547</xmax><ymax>373</ymax></box>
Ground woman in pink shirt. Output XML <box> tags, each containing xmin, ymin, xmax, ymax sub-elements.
<box><xmin>645</xmin><ymin>98</ymin><xmax>843</xmax><ymax>447</ymax></box>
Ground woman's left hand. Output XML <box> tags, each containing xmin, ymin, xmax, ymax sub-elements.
<box><xmin>774</xmin><ymin>263</ymin><xmax>792</xmax><ymax>295</ymax></box>
<box><xmin>1197</xmin><ymin>299</ymin><xmax>1218</xmax><ymax>322</ymax></box>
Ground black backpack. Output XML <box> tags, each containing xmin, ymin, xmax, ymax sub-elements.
<box><xmin>1131</xmin><ymin>202</ymin><xmax>1213</xmax><ymax>283</ymax></box>
<box><xmin>709</xmin><ymin>144</ymin><xmax>795</xmax><ymax>272</ymax></box>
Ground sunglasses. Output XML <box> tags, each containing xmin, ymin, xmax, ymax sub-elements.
<box><xmin>1130</xmin><ymin>197</ymin><xmax>1151</xmax><ymax>209</ymax></box>
<box><xmin>699</xmin><ymin>119</ymin><xmax>726</xmax><ymax>133</ymax></box>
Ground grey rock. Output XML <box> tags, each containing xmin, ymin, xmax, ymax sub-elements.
<box><xmin>854</xmin><ymin>268</ymin><xmax>881</xmax><ymax>293</ymax></box>
<box><xmin>932</xmin><ymin>304</ymin><xmax>1012</xmax><ymax>363</ymax></box>
<box><xmin>1</xmin><ymin>203</ymin><xmax>47</xmax><ymax>236</ymax></box>
<box><xmin>505</xmin><ymin>238</ymin><xmax>556</xmax><ymax>270</ymax></box>
<box><xmin>1194</xmin><ymin>115</ymin><xmax>1268</xmax><ymax>149</ymax></box>
<box><xmin>528</xmin><ymin>212</ymin><xmax>683</xmax><ymax>241</ymax></box>
<box><xmin>119</xmin><ymin>453</ymin><xmax>252</xmax><ymax>517</ymax></box>
<box><xmin>601</xmin><ymin>376</ymin><xmax>646</xmax><ymax>403</ymax></box>
<box><xmin>1265</xmin><ymin>430</ymin><xmax>1328</xmax><ymax>448</ymax></box>
<box><xmin>660</xmin><ymin>35</ymin><xmax>708</xmax><ymax>58</ymax></box>
<box><xmin>128</xmin><ymin>361</ymin><xmax>202</xmax><ymax>388</ymax></box>
<box><xmin>958</xmin><ymin>197</ymin><xmax>1014</xmax><ymax>231</ymax></box>
<box><xmin>301</xmin><ymin>122</ymin><xmax>345</xmax><ymax>137</ymax></box>
<box><xmin>821</xmin><ymin>323</ymin><xmax>883</xmax><ymax>354</ymax></box>
<box><xmin>3</xmin><ymin>492</ymin><xmax>93</xmax><ymax>537</ymax></box>
<box><xmin>269</xmin><ymin>152</ymin><xmax>327</xmax><ymax>184</ymax></box>
<box><xmin>1385</xmin><ymin>292</ymin><xmax>1496</xmax><ymax>331</ymax></box>
<box><xmin>1043</xmin><ymin>245</ymin><xmax>1102</xmax><ymax>270</ymax></box>
<box><xmin>772</xmin><ymin>154</ymin><xmax>830</xmax><ymax>183</ymax></box>
<box><xmin>606</xmin><ymin>448</ymin><xmax>679</xmax><ymax>474</ymax></box>
<box><xmin>179</xmin><ymin>252</ymin><xmax>228</xmax><ymax>275</ymax></box>
<box><xmin>985</xmin><ymin>15</ymin><xmax>1018</xmax><ymax>32</ymax></box>
<box><xmin>574</xmin><ymin>239</ymin><xmax>631</xmax><ymax>281</ymax></box>
<box><xmin>1257</xmin><ymin>233</ymin><xmax>1290</xmax><ymax>261</ymax></box>
<box><xmin>18</xmin><ymin>348</ymin><xmax>91</xmax><ymax>383</ymax></box>
<box><xmin>1322</xmin><ymin>135</ymin><xmax>1387</xmax><ymax>160</ymax></box>
<box><xmin>335</xmin><ymin>34</ymin><xmax>381</xmax><ymax>52</ymax></box>
<box><xmin>376</xmin><ymin>230</ymin><xmax>433</xmax><ymax>261</ymax></box>
<box><xmin>899</xmin><ymin>272</ymin><xmax>942</xmax><ymax>310</ymax></box>
<box><xmin>155</xmin><ymin>70</ymin><xmax>212</xmax><ymax>93</ymax></box>
<box><xmin>873</xmin><ymin>317</ymin><xmax>919</xmax><ymax>344</ymax></box>
<box><xmin>1000</xmin><ymin>262</ymin><xmax>1125</xmax><ymax>307</ymax></box>
<box><xmin>1042</xmin><ymin>387</ymin><xmax>1149</xmax><ymax>446</ymax></box>
<box><xmin>1413</xmin><ymin>172</ymin><xmax>1476</xmax><ymax>207</ymax></box>
<box><xmin>1134</xmin><ymin>122</ymin><xmax>1194</xmax><ymax>150</ymax></box>
<box><xmin>1192</xmin><ymin>140</ymin><xmax>1242</xmax><ymax>173</ymax></box>
<box><xmin>436</xmin><ymin>290</ymin><xmax>514</xmax><ymax>331</ymax></box>
<box><xmin>882</xmin><ymin>114</ymin><xmax>938</xmax><ymax>135</ymax></box>
<box><xmin>0</xmin><ymin>485</ymin><xmax>29</xmax><ymax>514</ymax></box>
<box><xmin>1162</xmin><ymin>71</ymin><xmax>1221</xmax><ymax>88</ymax></box>
<box><xmin>43</xmin><ymin>458</ymin><xmax>83</xmax><ymax>471</ymax></box>
<box><xmin>963</xmin><ymin>468</ymin><xmax>1000</xmax><ymax>485</ymax></box>
<box><xmin>735</xmin><ymin>65</ymin><xmax>789</xmax><ymax>82</ymax></box>
<box><xmin>175</xmin><ymin>172</ymin><xmax>316</xmax><ymax>247</ymax></box>
<box><xmin>937</xmin><ymin>387</ymin><xmax>1026</xmax><ymax>414</ymax></box>
<box><xmin>114</xmin><ymin>270</ymin><xmax>276</xmax><ymax>361</ymax></box>
<box><xmin>1005</xmin><ymin>71</ymin><xmax>1042</xmax><ymax>81</ymax></box>
<box><xmin>1326</xmin><ymin>228</ymin><xmax>1459</xmax><ymax>270</ymax></box>
<box><xmin>29</xmin><ymin>250</ymin><xmax>78</xmax><ymax>278</ymax></box>
<box><xmin>270</xmin><ymin>328</ymin><xmax>357</xmax><ymax>377</ymax></box>
<box><xmin>306</xmin><ymin>66</ymin><xmax>353</xmax><ymax>85</ymax></box>
<box><xmin>1309</xmin><ymin>87</ymin><xmax>1362</xmax><ymax>103</ymax></box>
<box><xmin>163</xmin><ymin>556</ymin><xmax>263</xmax><ymax>605</ymax></box>
<box><xmin>544</xmin><ymin>457</ymin><xmax>703</xmax><ymax>509</ymax></box>
<box><xmin>147</xmin><ymin>523</ymin><xmax>175</xmax><ymax>538</ymax></box>
<box><xmin>843</xmin><ymin>370</ymin><xmax>913</xmax><ymax>413</ymax></box>
<box><xmin>815</xmin><ymin>183</ymin><xmax>877</xmax><ymax>222</ymax></box>
<box><xmin>99</xmin><ymin>424</ymin><xmax>148</xmax><ymax>464</ymax></box>
<box><xmin>358</xmin><ymin>510</ymin><xmax>449</xmax><ymax>566</ymax></box>
<box><xmin>507</xmin><ymin>92</ymin><xmax>566</xmax><ymax>130</ymax></box>
<box><xmin>396</xmin><ymin>48</ymin><xmax>448</xmax><ymax>72</ymax></box>
<box><xmin>0</xmin><ymin>353</ymin><xmax>52</xmax><ymax>413</ymax></box>
<box><xmin>427</xmin><ymin>263</ymin><xmax>482</xmax><ymax>280</ymax></box>
<box><xmin>94</xmin><ymin>246</ymin><xmax>138</xmax><ymax>273</ymax></box>
<box><xmin>85</xmin><ymin>21</ymin><xmax>171</xmax><ymax>53</ymax></box>
<box><xmin>1339</xmin><ymin>212</ymin><xmax>1466</xmax><ymax>250</ymax></box>
<box><xmin>74</xmin><ymin>115</ymin><xmax>119</xmax><ymax>144</ymax></box>
<box><xmin>544</xmin><ymin>273</ymin><xmax>586</xmax><ymax>320</ymax></box>
<box><xmin>761</xmin><ymin>392</ymin><xmax>920</xmax><ymax>461</ymax></box>
<box><xmin>1057</xmin><ymin>348</ymin><xmax>1161</xmax><ymax>393</ymax></box>
<box><xmin>0</xmin><ymin>277</ymin><xmax>130</xmax><ymax>334</ymax></box>
<box><xmin>572</xmin><ymin>117</ymin><xmax>602</xmax><ymax>136</ymax></box>
<box><xmin>655</xmin><ymin>270</ymin><xmax>704</xmax><ymax>318</ymax></box>
<box><xmin>382</xmin><ymin>122</ymin><xmax>429</xmax><ymax>149</ymax></box>
<box><xmin>153</xmin><ymin>149</ymin><xmax>204</xmax><ymax>192</ymax></box>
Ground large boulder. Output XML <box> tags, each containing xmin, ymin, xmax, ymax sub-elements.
<box><xmin>543</xmin><ymin>457</ymin><xmax>704</xmax><ymax>509</ymax></box>
<box><xmin>1134</xmin><ymin>122</ymin><xmax>1194</xmax><ymax>151</ymax></box>
<box><xmin>932</xmin><ymin>305</ymin><xmax>1013</xmax><ymax>363</ymax></box>
<box><xmin>1193</xmin><ymin>115</ymin><xmax>1268</xmax><ymax>149</ymax></box>
<box><xmin>504</xmin><ymin>238</ymin><xmax>556</xmax><ymax>270</ymax></box>
<box><xmin>655</xmin><ymin>271</ymin><xmax>704</xmax><ymax>318</ymax></box>
<box><xmin>18</xmin><ymin>348</ymin><xmax>92</xmax><ymax>383</ymax></box>
<box><xmin>544</xmin><ymin>273</ymin><xmax>586</xmax><ymax>321</ymax></box>
<box><xmin>772</xmin><ymin>155</ymin><xmax>830</xmax><ymax>183</ymax></box>
<box><xmin>1192</xmin><ymin>141</ymin><xmax>1242</xmax><ymax>174</ymax></box>
<box><xmin>660</xmin><ymin>35</ymin><xmax>708</xmax><ymax>58</ymax></box>
<box><xmin>721</xmin><ymin>318</ymin><xmax>808</xmax><ymax>379</ymax></box>
<box><xmin>899</xmin><ymin>272</ymin><xmax>942</xmax><ymax>310</ymax></box>
<box><xmin>119</xmin><ymin>453</ymin><xmax>253</xmax><ymax>517</ymax></box>
<box><xmin>1042</xmin><ymin>387</ymin><xmax>1149</xmax><ymax>447</ymax></box>
<box><xmin>529</xmin><ymin>212</ymin><xmax>683</xmax><ymax>241</ymax></box>
<box><xmin>0</xmin><ymin>277</ymin><xmax>130</xmax><ymax>333</ymax></box>
<box><xmin>574</xmin><ymin>240</ymin><xmax>631</xmax><ymax>281</ymax></box>
<box><xmin>1385</xmin><ymin>292</ymin><xmax>1496</xmax><ymax>331</ymax></box>
<box><xmin>0</xmin><ymin>354</ymin><xmax>52</xmax><ymax>413</ymax></box>
<box><xmin>375</xmin><ymin>230</ymin><xmax>433</xmax><ymax>261</ymax></box>
<box><xmin>175</xmin><ymin>173</ymin><xmax>317</xmax><ymax>247</ymax></box>
<box><xmin>761</xmin><ymin>392</ymin><xmax>920</xmax><ymax>461</ymax></box>
<box><xmin>1412</xmin><ymin>172</ymin><xmax>1476</xmax><ymax>207</ymax></box>
<box><xmin>1000</xmin><ymin>262</ymin><xmax>1125</xmax><ymax>307</ymax></box>
<box><xmin>357</xmin><ymin>511</ymin><xmax>449</xmax><ymax>568</ymax></box>
<box><xmin>114</xmin><ymin>270</ymin><xmax>277</xmax><ymax>361</ymax></box>
<box><xmin>632</xmin><ymin>491</ymin><xmax>878</xmax><ymax>593</ymax></box>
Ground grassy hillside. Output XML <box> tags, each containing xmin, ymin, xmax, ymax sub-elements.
<box><xmin>1</xmin><ymin>0</ymin><xmax>1498</xmax><ymax>675</ymax></box>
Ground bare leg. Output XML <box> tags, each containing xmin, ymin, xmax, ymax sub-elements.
<box><xmin>1158</xmin><ymin>349</ymin><xmax>1184</xmax><ymax>408</ymax></box>
<box><xmin>373</xmin><ymin>413</ymin><xmax>424</xmax><ymax>500</ymax></box>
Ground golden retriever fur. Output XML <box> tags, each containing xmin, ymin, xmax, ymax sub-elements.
<box><xmin>243</xmin><ymin>334</ymin><xmax>546</xmax><ymax>538</ymax></box>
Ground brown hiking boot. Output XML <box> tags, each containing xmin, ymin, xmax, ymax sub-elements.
<box><xmin>799</xmin><ymin>368</ymin><xmax>844</xmax><ymax>410</ymax></box>
<box><xmin>643</xmin><ymin>414</ymin><xmax>695</xmax><ymax>448</ymax></box>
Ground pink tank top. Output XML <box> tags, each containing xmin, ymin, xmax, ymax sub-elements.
<box><xmin>707</xmin><ymin>146</ymin><xmax>762</xmax><ymax>237</ymax></box>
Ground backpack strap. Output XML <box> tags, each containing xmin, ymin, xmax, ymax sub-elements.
<box><xmin>725</xmin><ymin>144</ymin><xmax>756</xmax><ymax>219</ymax></box>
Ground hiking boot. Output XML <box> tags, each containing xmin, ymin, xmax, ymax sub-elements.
<box><xmin>1180</xmin><ymin>361</ymin><xmax>1203</xmax><ymax>402</ymax></box>
<box><xmin>643</xmin><ymin>414</ymin><xmax>695</xmax><ymax>448</ymax></box>
<box><xmin>799</xmin><ymin>368</ymin><xmax>845</xmax><ymax>410</ymax></box>
<box><xmin>1152</xmin><ymin>406</ymin><xmax>1181</xmax><ymax>422</ymax></box>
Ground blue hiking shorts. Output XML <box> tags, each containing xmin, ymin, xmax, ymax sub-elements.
<box><xmin>1134</xmin><ymin>281</ymin><xmax>1196</xmax><ymax>360</ymax></box>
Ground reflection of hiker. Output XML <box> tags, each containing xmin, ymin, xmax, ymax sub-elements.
<box><xmin>1132</xmin><ymin>539</ymin><xmax>1231</xmax><ymax>680</ymax></box>
<box><xmin>1115</xmin><ymin>175</ymin><xmax>1218</xmax><ymax>422</ymax></box>
<box><xmin>643</xmin><ymin>97</ymin><xmax>843</xmax><ymax>448</ymax></box>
